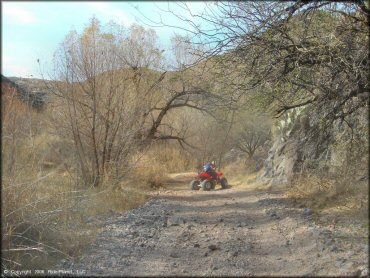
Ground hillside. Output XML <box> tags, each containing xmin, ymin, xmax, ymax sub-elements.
<box><xmin>7</xmin><ymin>76</ymin><xmax>55</xmax><ymax>92</ymax></box>
<box><xmin>2</xmin><ymin>75</ymin><xmax>57</xmax><ymax>110</ymax></box>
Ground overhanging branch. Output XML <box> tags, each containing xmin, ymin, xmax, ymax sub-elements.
<box><xmin>274</xmin><ymin>96</ymin><xmax>317</xmax><ymax>118</ymax></box>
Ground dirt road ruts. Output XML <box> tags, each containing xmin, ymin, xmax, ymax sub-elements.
<box><xmin>61</xmin><ymin>182</ymin><xmax>368</xmax><ymax>276</ymax></box>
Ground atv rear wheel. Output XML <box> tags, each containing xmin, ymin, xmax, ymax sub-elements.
<box><xmin>190</xmin><ymin>180</ymin><xmax>200</xmax><ymax>190</ymax></box>
<box><xmin>220</xmin><ymin>177</ymin><xmax>229</xmax><ymax>189</ymax></box>
<box><xmin>201</xmin><ymin>180</ymin><xmax>212</xmax><ymax>191</ymax></box>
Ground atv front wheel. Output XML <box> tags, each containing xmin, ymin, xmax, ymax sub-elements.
<box><xmin>190</xmin><ymin>180</ymin><xmax>200</xmax><ymax>190</ymax></box>
<box><xmin>220</xmin><ymin>177</ymin><xmax>229</xmax><ymax>189</ymax></box>
<box><xmin>201</xmin><ymin>180</ymin><xmax>212</xmax><ymax>191</ymax></box>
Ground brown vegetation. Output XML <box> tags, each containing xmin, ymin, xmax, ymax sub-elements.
<box><xmin>2</xmin><ymin>2</ymin><xmax>368</xmax><ymax>271</ymax></box>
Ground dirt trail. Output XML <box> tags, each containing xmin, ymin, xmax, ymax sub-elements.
<box><xmin>62</xmin><ymin>174</ymin><xmax>368</xmax><ymax>276</ymax></box>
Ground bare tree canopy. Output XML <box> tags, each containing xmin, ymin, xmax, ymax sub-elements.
<box><xmin>50</xmin><ymin>17</ymin><xmax>229</xmax><ymax>186</ymax></box>
<box><xmin>234</xmin><ymin>113</ymin><xmax>272</xmax><ymax>158</ymax></box>
<box><xmin>153</xmin><ymin>1</ymin><xmax>369</xmax><ymax>120</ymax></box>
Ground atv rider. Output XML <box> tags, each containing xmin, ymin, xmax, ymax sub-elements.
<box><xmin>204</xmin><ymin>161</ymin><xmax>218</xmax><ymax>181</ymax></box>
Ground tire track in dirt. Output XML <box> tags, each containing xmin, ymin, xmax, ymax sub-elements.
<box><xmin>61</xmin><ymin>177</ymin><xmax>368</xmax><ymax>276</ymax></box>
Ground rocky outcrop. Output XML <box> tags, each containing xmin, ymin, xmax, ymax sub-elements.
<box><xmin>258</xmin><ymin>99</ymin><xmax>368</xmax><ymax>185</ymax></box>
<box><xmin>1</xmin><ymin>74</ymin><xmax>24</xmax><ymax>96</ymax></box>
<box><xmin>2</xmin><ymin>75</ymin><xmax>51</xmax><ymax>110</ymax></box>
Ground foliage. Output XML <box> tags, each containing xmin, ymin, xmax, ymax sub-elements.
<box><xmin>173</xmin><ymin>2</ymin><xmax>369</xmax><ymax>120</ymax></box>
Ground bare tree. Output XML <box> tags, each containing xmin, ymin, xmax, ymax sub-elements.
<box><xmin>149</xmin><ymin>2</ymin><xmax>369</xmax><ymax>121</ymax></box>
<box><xmin>234</xmin><ymin>113</ymin><xmax>272</xmax><ymax>158</ymax></box>
<box><xmin>51</xmin><ymin>17</ymin><xmax>226</xmax><ymax>185</ymax></box>
<box><xmin>51</xmin><ymin>18</ymin><xmax>161</xmax><ymax>186</ymax></box>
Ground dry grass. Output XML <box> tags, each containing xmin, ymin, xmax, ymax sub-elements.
<box><xmin>222</xmin><ymin>159</ymin><xmax>271</xmax><ymax>191</ymax></box>
<box><xmin>3</xmin><ymin>171</ymin><xmax>82</xmax><ymax>269</ymax></box>
<box><xmin>129</xmin><ymin>144</ymin><xmax>191</xmax><ymax>190</ymax></box>
<box><xmin>1</xmin><ymin>131</ymin><xmax>152</xmax><ymax>270</ymax></box>
<box><xmin>223</xmin><ymin>155</ymin><xmax>368</xmax><ymax>222</ymax></box>
<box><xmin>2</xmin><ymin>130</ymin><xmax>192</xmax><ymax>270</ymax></box>
<box><xmin>286</xmin><ymin>173</ymin><xmax>368</xmax><ymax>220</ymax></box>
<box><xmin>2</xmin><ymin>170</ymin><xmax>151</xmax><ymax>270</ymax></box>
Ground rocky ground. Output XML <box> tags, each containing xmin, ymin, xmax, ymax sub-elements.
<box><xmin>61</xmin><ymin>175</ymin><xmax>368</xmax><ymax>276</ymax></box>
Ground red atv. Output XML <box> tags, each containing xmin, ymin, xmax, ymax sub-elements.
<box><xmin>190</xmin><ymin>171</ymin><xmax>229</xmax><ymax>191</ymax></box>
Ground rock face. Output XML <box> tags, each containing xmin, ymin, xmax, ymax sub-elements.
<box><xmin>3</xmin><ymin>75</ymin><xmax>52</xmax><ymax>111</ymax></box>
<box><xmin>258</xmin><ymin>100</ymin><xmax>368</xmax><ymax>185</ymax></box>
<box><xmin>1</xmin><ymin>75</ymin><xmax>24</xmax><ymax>96</ymax></box>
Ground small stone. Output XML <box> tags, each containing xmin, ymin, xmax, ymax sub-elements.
<box><xmin>343</xmin><ymin>261</ymin><xmax>354</xmax><ymax>269</ymax></box>
<box><xmin>170</xmin><ymin>252</ymin><xmax>180</xmax><ymax>258</ymax></box>
<box><xmin>330</xmin><ymin>246</ymin><xmax>338</xmax><ymax>252</ymax></box>
<box><xmin>311</xmin><ymin>229</ymin><xmax>321</xmax><ymax>238</ymax></box>
<box><xmin>232</xmin><ymin>251</ymin><xmax>239</xmax><ymax>257</ymax></box>
<box><xmin>335</xmin><ymin>258</ymin><xmax>346</xmax><ymax>268</ymax></box>
<box><xmin>208</xmin><ymin>244</ymin><xmax>219</xmax><ymax>251</ymax></box>
<box><xmin>187</xmin><ymin>224</ymin><xmax>194</xmax><ymax>230</ymax></box>
<box><xmin>212</xmin><ymin>265</ymin><xmax>218</xmax><ymax>270</ymax></box>
<box><xmin>85</xmin><ymin>216</ymin><xmax>95</xmax><ymax>223</ymax></box>
<box><xmin>204</xmin><ymin>252</ymin><xmax>209</xmax><ymax>257</ymax></box>
<box><xmin>303</xmin><ymin>208</ymin><xmax>313</xmax><ymax>216</ymax></box>
<box><xmin>362</xmin><ymin>244</ymin><xmax>368</xmax><ymax>253</ymax></box>
<box><xmin>110</xmin><ymin>257</ymin><xmax>117</xmax><ymax>267</ymax></box>
<box><xmin>219</xmin><ymin>218</ymin><xmax>224</xmax><ymax>222</ymax></box>
<box><xmin>194</xmin><ymin>243</ymin><xmax>200</xmax><ymax>248</ymax></box>
<box><xmin>167</xmin><ymin>217</ymin><xmax>185</xmax><ymax>226</ymax></box>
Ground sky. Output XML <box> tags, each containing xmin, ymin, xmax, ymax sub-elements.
<box><xmin>1</xmin><ymin>1</ymin><xmax>209</xmax><ymax>79</ymax></box>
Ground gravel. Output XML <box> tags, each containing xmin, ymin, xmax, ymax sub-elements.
<box><xmin>60</xmin><ymin>185</ymin><xmax>368</xmax><ymax>276</ymax></box>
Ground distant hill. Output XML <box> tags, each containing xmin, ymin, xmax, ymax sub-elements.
<box><xmin>2</xmin><ymin>75</ymin><xmax>56</xmax><ymax>110</ymax></box>
<box><xmin>7</xmin><ymin>76</ymin><xmax>55</xmax><ymax>93</ymax></box>
<box><xmin>1</xmin><ymin>74</ymin><xmax>25</xmax><ymax>94</ymax></box>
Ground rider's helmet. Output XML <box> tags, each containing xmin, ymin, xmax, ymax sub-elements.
<box><xmin>204</xmin><ymin>163</ymin><xmax>212</xmax><ymax>172</ymax></box>
<box><xmin>211</xmin><ymin>161</ymin><xmax>216</xmax><ymax>168</ymax></box>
